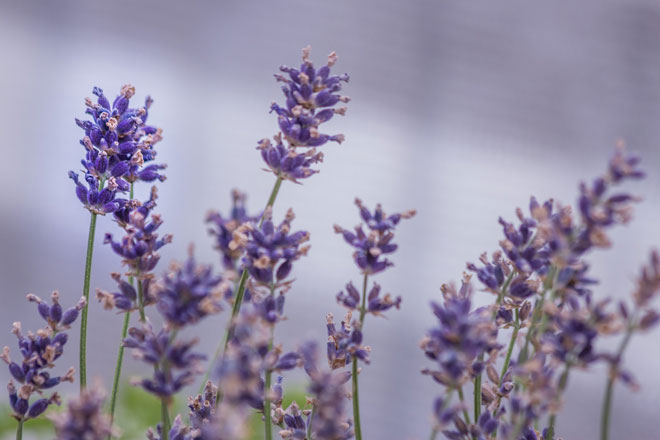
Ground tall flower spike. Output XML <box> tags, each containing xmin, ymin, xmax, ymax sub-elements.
<box><xmin>259</xmin><ymin>47</ymin><xmax>350</xmax><ymax>183</ymax></box>
<box><xmin>206</xmin><ymin>189</ymin><xmax>258</xmax><ymax>272</ymax></box>
<box><xmin>51</xmin><ymin>385</ymin><xmax>114</xmax><ymax>440</ymax></box>
<box><xmin>271</xmin><ymin>46</ymin><xmax>349</xmax><ymax>148</ymax></box>
<box><xmin>156</xmin><ymin>247</ymin><xmax>231</xmax><ymax>329</ymax></box>
<box><xmin>70</xmin><ymin>85</ymin><xmax>165</xmax><ymax>214</ymax></box>
<box><xmin>334</xmin><ymin>199</ymin><xmax>416</xmax><ymax>275</ymax></box>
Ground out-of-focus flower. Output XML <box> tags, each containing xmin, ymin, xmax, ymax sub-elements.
<box><xmin>52</xmin><ymin>385</ymin><xmax>114</xmax><ymax>440</ymax></box>
<box><xmin>206</xmin><ymin>190</ymin><xmax>258</xmax><ymax>271</ymax></box>
<box><xmin>334</xmin><ymin>199</ymin><xmax>415</xmax><ymax>275</ymax></box>
<box><xmin>421</xmin><ymin>278</ymin><xmax>498</xmax><ymax>387</ymax></box>
<box><xmin>156</xmin><ymin>249</ymin><xmax>230</xmax><ymax>329</ymax></box>
<box><xmin>123</xmin><ymin>322</ymin><xmax>205</xmax><ymax>398</ymax></box>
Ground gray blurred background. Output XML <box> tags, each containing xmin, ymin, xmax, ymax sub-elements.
<box><xmin>1</xmin><ymin>0</ymin><xmax>660</xmax><ymax>438</ymax></box>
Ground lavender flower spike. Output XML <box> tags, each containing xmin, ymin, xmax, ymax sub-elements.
<box><xmin>272</xmin><ymin>46</ymin><xmax>349</xmax><ymax>148</ymax></box>
<box><xmin>156</xmin><ymin>246</ymin><xmax>231</xmax><ymax>329</ymax></box>
<box><xmin>26</xmin><ymin>291</ymin><xmax>86</xmax><ymax>333</ymax></box>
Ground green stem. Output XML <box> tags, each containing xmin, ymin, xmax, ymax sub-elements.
<box><xmin>15</xmin><ymin>419</ymin><xmax>23</xmax><ymax>440</ymax></box>
<box><xmin>600</xmin><ymin>323</ymin><xmax>635</xmax><ymax>440</ymax></box>
<box><xmin>474</xmin><ymin>273</ymin><xmax>515</xmax><ymax>421</ymax></box>
<box><xmin>429</xmin><ymin>428</ymin><xmax>438</xmax><ymax>440</ymax></box>
<box><xmin>107</xmin><ymin>311</ymin><xmax>131</xmax><ymax>436</ymax></box>
<box><xmin>500</xmin><ymin>309</ymin><xmax>520</xmax><ymax>383</ymax></box>
<box><xmin>107</xmin><ymin>182</ymin><xmax>135</xmax><ymax>437</ymax></box>
<box><xmin>352</xmin><ymin>273</ymin><xmax>369</xmax><ymax>440</ymax></box>
<box><xmin>264</xmin><ymin>285</ymin><xmax>276</xmax><ymax>440</ymax></box>
<box><xmin>137</xmin><ymin>276</ymin><xmax>146</xmax><ymax>322</ymax></box>
<box><xmin>547</xmin><ymin>365</ymin><xmax>571</xmax><ymax>438</ymax></box>
<box><xmin>79</xmin><ymin>212</ymin><xmax>98</xmax><ymax>390</ymax></box>
<box><xmin>160</xmin><ymin>398</ymin><xmax>170</xmax><ymax>440</ymax></box>
<box><xmin>306</xmin><ymin>406</ymin><xmax>316</xmax><ymax>439</ymax></box>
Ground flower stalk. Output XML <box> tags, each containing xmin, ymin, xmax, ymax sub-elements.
<box><xmin>79</xmin><ymin>211</ymin><xmax>98</xmax><ymax>390</ymax></box>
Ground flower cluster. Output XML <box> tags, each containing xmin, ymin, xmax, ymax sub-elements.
<box><xmin>69</xmin><ymin>85</ymin><xmax>165</xmax><ymax>214</ymax></box>
<box><xmin>123</xmin><ymin>322</ymin><xmax>205</xmax><ymax>398</ymax></box>
<box><xmin>259</xmin><ymin>46</ymin><xmax>349</xmax><ymax>182</ymax></box>
<box><xmin>326</xmin><ymin>312</ymin><xmax>370</xmax><ymax>369</ymax></box>
<box><xmin>51</xmin><ymin>385</ymin><xmax>114</xmax><ymax>440</ymax></box>
<box><xmin>422</xmin><ymin>147</ymin><xmax>650</xmax><ymax>440</ymax></box>
<box><xmin>336</xmin><ymin>281</ymin><xmax>401</xmax><ymax>316</ymax></box>
<box><xmin>242</xmin><ymin>208</ymin><xmax>310</xmax><ymax>291</ymax></box>
<box><xmin>26</xmin><ymin>291</ymin><xmax>86</xmax><ymax>334</ymax></box>
<box><xmin>206</xmin><ymin>189</ymin><xmax>258</xmax><ymax>272</ymax></box>
<box><xmin>156</xmin><ymin>249</ymin><xmax>230</xmax><ymax>329</ymax></box>
<box><xmin>334</xmin><ymin>199</ymin><xmax>416</xmax><ymax>275</ymax></box>
<box><xmin>1</xmin><ymin>293</ymin><xmax>82</xmax><ymax>421</ymax></box>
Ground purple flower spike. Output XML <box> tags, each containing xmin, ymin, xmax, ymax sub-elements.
<box><xmin>271</xmin><ymin>46</ymin><xmax>349</xmax><ymax>149</ymax></box>
<box><xmin>70</xmin><ymin>85</ymin><xmax>165</xmax><ymax>214</ymax></box>
<box><xmin>156</xmin><ymin>248</ymin><xmax>231</xmax><ymax>328</ymax></box>
<box><xmin>334</xmin><ymin>198</ymin><xmax>416</xmax><ymax>275</ymax></box>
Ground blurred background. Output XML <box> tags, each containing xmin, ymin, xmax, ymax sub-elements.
<box><xmin>1</xmin><ymin>0</ymin><xmax>659</xmax><ymax>438</ymax></box>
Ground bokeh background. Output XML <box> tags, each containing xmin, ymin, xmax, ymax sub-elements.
<box><xmin>1</xmin><ymin>0</ymin><xmax>660</xmax><ymax>438</ymax></box>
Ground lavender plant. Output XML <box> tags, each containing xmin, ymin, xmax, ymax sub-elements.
<box><xmin>421</xmin><ymin>147</ymin><xmax>654</xmax><ymax>440</ymax></box>
<box><xmin>5</xmin><ymin>44</ymin><xmax>657</xmax><ymax>440</ymax></box>
<box><xmin>69</xmin><ymin>84</ymin><xmax>164</xmax><ymax>392</ymax></box>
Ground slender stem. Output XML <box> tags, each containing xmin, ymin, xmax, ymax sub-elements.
<box><xmin>137</xmin><ymin>276</ymin><xmax>146</xmax><ymax>322</ymax></box>
<box><xmin>108</xmin><ymin>311</ymin><xmax>131</xmax><ymax>435</ymax></box>
<box><xmin>600</xmin><ymin>323</ymin><xmax>635</xmax><ymax>440</ymax></box>
<box><xmin>107</xmin><ymin>182</ymin><xmax>135</xmax><ymax>437</ymax></box>
<box><xmin>457</xmin><ymin>387</ymin><xmax>471</xmax><ymax>425</ymax></box>
<box><xmin>500</xmin><ymin>309</ymin><xmax>520</xmax><ymax>383</ymax></box>
<box><xmin>546</xmin><ymin>365</ymin><xmax>571</xmax><ymax>439</ymax></box>
<box><xmin>429</xmin><ymin>428</ymin><xmax>438</xmax><ymax>440</ymax></box>
<box><xmin>79</xmin><ymin>212</ymin><xmax>98</xmax><ymax>390</ymax></box>
<box><xmin>160</xmin><ymin>398</ymin><xmax>170</xmax><ymax>440</ymax></box>
<box><xmin>264</xmin><ymin>285</ymin><xmax>276</xmax><ymax>440</ymax></box>
<box><xmin>15</xmin><ymin>419</ymin><xmax>23</xmax><ymax>440</ymax></box>
<box><xmin>351</xmin><ymin>273</ymin><xmax>369</xmax><ymax>440</ymax></box>
<box><xmin>474</xmin><ymin>272</ymin><xmax>515</xmax><ymax>421</ymax></box>
<box><xmin>306</xmin><ymin>406</ymin><xmax>316</xmax><ymax>439</ymax></box>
